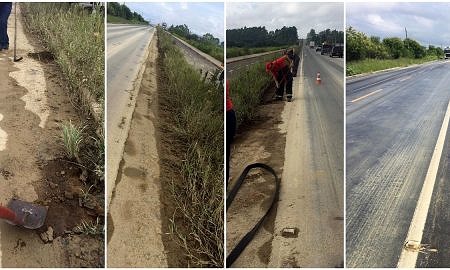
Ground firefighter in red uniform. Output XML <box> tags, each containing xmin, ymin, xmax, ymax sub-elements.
<box><xmin>266</xmin><ymin>54</ymin><xmax>293</xmax><ymax>102</ymax></box>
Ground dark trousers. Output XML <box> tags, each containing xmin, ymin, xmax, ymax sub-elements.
<box><xmin>226</xmin><ymin>109</ymin><xmax>236</xmax><ymax>185</ymax></box>
<box><xmin>0</xmin><ymin>3</ymin><xmax>12</xmax><ymax>49</ymax></box>
<box><xmin>275</xmin><ymin>66</ymin><xmax>293</xmax><ymax>98</ymax></box>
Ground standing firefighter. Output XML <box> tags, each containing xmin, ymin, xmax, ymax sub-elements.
<box><xmin>0</xmin><ymin>2</ymin><xmax>12</xmax><ymax>50</ymax></box>
<box><xmin>266</xmin><ymin>54</ymin><xmax>293</xmax><ymax>102</ymax></box>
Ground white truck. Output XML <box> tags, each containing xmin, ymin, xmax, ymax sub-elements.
<box><xmin>309</xmin><ymin>41</ymin><xmax>315</xmax><ymax>49</ymax></box>
<box><xmin>445</xmin><ymin>47</ymin><xmax>450</xmax><ymax>59</ymax></box>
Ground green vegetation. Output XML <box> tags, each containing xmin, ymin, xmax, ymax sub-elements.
<box><xmin>61</xmin><ymin>121</ymin><xmax>85</xmax><ymax>161</ymax></box>
<box><xmin>157</xmin><ymin>28</ymin><xmax>223</xmax><ymax>267</ymax></box>
<box><xmin>346</xmin><ymin>27</ymin><xmax>443</xmax><ymax>75</ymax></box>
<box><xmin>74</xmin><ymin>218</ymin><xmax>104</xmax><ymax>236</ymax></box>
<box><xmin>306</xmin><ymin>28</ymin><xmax>344</xmax><ymax>46</ymax></box>
<box><xmin>107</xmin><ymin>2</ymin><xmax>148</xmax><ymax>24</ymax></box>
<box><xmin>22</xmin><ymin>3</ymin><xmax>104</xmax><ymax>187</ymax></box>
<box><xmin>227</xmin><ymin>26</ymin><xmax>298</xmax><ymax>47</ymax></box>
<box><xmin>167</xmin><ymin>24</ymin><xmax>223</xmax><ymax>62</ymax></box>
<box><xmin>347</xmin><ymin>56</ymin><xmax>438</xmax><ymax>76</ymax></box>
<box><xmin>227</xmin><ymin>45</ymin><xmax>285</xmax><ymax>58</ymax></box>
<box><xmin>22</xmin><ymin>3</ymin><xmax>104</xmax><ymax>105</ymax></box>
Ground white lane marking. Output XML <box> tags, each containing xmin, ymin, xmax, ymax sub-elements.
<box><xmin>399</xmin><ymin>76</ymin><xmax>412</xmax><ymax>82</ymax></box>
<box><xmin>351</xmin><ymin>89</ymin><xmax>383</xmax><ymax>103</ymax></box>
<box><xmin>0</xmin><ymin>114</ymin><xmax>8</xmax><ymax>151</ymax></box>
<box><xmin>397</xmin><ymin>100</ymin><xmax>450</xmax><ymax>268</ymax></box>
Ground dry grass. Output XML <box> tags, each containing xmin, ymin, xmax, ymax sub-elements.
<box><xmin>157</xmin><ymin>28</ymin><xmax>223</xmax><ymax>267</ymax></box>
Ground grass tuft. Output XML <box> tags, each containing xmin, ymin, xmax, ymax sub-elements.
<box><xmin>61</xmin><ymin>120</ymin><xmax>85</xmax><ymax>160</ymax></box>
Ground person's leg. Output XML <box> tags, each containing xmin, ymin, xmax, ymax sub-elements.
<box><xmin>275</xmin><ymin>70</ymin><xmax>284</xmax><ymax>100</ymax></box>
<box><xmin>0</xmin><ymin>3</ymin><xmax>12</xmax><ymax>49</ymax></box>
<box><xmin>226</xmin><ymin>109</ymin><xmax>237</xmax><ymax>186</ymax></box>
<box><xmin>286</xmin><ymin>70</ymin><xmax>293</xmax><ymax>101</ymax></box>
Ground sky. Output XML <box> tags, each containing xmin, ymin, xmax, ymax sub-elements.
<box><xmin>347</xmin><ymin>2</ymin><xmax>450</xmax><ymax>47</ymax></box>
<box><xmin>226</xmin><ymin>2</ymin><xmax>344</xmax><ymax>38</ymax></box>
<box><xmin>126</xmin><ymin>2</ymin><xmax>224</xmax><ymax>41</ymax></box>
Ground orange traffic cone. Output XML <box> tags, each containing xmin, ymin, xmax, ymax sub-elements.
<box><xmin>316</xmin><ymin>72</ymin><xmax>321</xmax><ymax>84</ymax></box>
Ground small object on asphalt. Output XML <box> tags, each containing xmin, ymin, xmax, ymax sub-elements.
<box><xmin>13</xmin><ymin>3</ymin><xmax>23</xmax><ymax>62</ymax></box>
<box><xmin>403</xmin><ymin>240</ymin><xmax>438</xmax><ymax>254</ymax></box>
<box><xmin>316</xmin><ymin>72</ymin><xmax>321</xmax><ymax>84</ymax></box>
<box><xmin>0</xmin><ymin>199</ymin><xmax>48</xmax><ymax>229</ymax></box>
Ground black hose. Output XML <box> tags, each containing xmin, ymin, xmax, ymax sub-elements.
<box><xmin>226</xmin><ymin>163</ymin><xmax>280</xmax><ymax>267</ymax></box>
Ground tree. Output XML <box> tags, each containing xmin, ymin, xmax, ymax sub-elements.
<box><xmin>383</xmin><ymin>37</ymin><xmax>404</xmax><ymax>59</ymax></box>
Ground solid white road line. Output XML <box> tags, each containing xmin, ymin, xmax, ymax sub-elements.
<box><xmin>397</xmin><ymin>100</ymin><xmax>450</xmax><ymax>268</ymax></box>
<box><xmin>351</xmin><ymin>89</ymin><xmax>383</xmax><ymax>103</ymax></box>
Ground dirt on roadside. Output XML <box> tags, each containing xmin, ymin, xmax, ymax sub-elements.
<box><xmin>0</xmin><ymin>8</ymin><xmax>104</xmax><ymax>268</ymax></box>
<box><xmin>226</xmin><ymin>85</ymin><xmax>287</xmax><ymax>267</ymax></box>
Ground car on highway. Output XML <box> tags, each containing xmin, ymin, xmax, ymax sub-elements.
<box><xmin>330</xmin><ymin>45</ymin><xmax>343</xmax><ymax>58</ymax></box>
<box><xmin>321</xmin><ymin>44</ymin><xmax>332</xmax><ymax>55</ymax></box>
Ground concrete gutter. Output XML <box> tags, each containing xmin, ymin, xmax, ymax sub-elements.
<box><xmin>169</xmin><ymin>33</ymin><xmax>223</xmax><ymax>69</ymax></box>
<box><xmin>226</xmin><ymin>49</ymin><xmax>284</xmax><ymax>64</ymax></box>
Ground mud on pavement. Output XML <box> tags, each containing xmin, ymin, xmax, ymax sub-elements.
<box><xmin>0</xmin><ymin>8</ymin><xmax>104</xmax><ymax>268</ymax></box>
<box><xmin>226</xmin><ymin>84</ymin><xmax>287</xmax><ymax>267</ymax></box>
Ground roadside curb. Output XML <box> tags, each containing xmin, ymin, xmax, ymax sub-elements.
<box><xmin>170</xmin><ymin>33</ymin><xmax>223</xmax><ymax>69</ymax></box>
<box><xmin>227</xmin><ymin>49</ymin><xmax>284</xmax><ymax>64</ymax></box>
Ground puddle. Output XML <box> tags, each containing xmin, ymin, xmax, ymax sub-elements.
<box><xmin>0</xmin><ymin>114</ymin><xmax>7</xmax><ymax>151</ymax></box>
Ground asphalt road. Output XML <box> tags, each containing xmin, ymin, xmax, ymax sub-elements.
<box><xmin>106</xmin><ymin>23</ymin><xmax>155</xmax><ymax>205</ymax></box>
<box><xmin>346</xmin><ymin>60</ymin><xmax>450</xmax><ymax>267</ymax></box>
<box><xmin>269</xmin><ymin>45</ymin><xmax>344</xmax><ymax>267</ymax></box>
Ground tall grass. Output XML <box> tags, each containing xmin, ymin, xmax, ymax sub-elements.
<box><xmin>22</xmin><ymin>3</ymin><xmax>105</xmax><ymax>187</ymax></box>
<box><xmin>157</xmin><ymin>29</ymin><xmax>223</xmax><ymax>267</ymax></box>
<box><xmin>347</xmin><ymin>55</ymin><xmax>440</xmax><ymax>76</ymax></box>
<box><xmin>21</xmin><ymin>3</ymin><xmax>104</xmax><ymax>110</ymax></box>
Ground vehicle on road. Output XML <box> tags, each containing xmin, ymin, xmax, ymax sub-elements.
<box><xmin>330</xmin><ymin>45</ymin><xmax>343</xmax><ymax>58</ymax></box>
<box><xmin>309</xmin><ymin>41</ymin><xmax>315</xmax><ymax>49</ymax></box>
<box><xmin>321</xmin><ymin>44</ymin><xmax>332</xmax><ymax>55</ymax></box>
<box><xmin>316</xmin><ymin>45</ymin><xmax>322</xmax><ymax>52</ymax></box>
<box><xmin>445</xmin><ymin>47</ymin><xmax>450</xmax><ymax>59</ymax></box>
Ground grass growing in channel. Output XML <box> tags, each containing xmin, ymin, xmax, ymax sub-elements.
<box><xmin>157</xmin><ymin>28</ymin><xmax>224</xmax><ymax>267</ymax></box>
<box><xmin>22</xmin><ymin>3</ymin><xmax>105</xmax><ymax>108</ymax></box>
<box><xmin>347</xmin><ymin>55</ymin><xmax>440</xmax><ymax>76</ymax></box>
<box><xmin>22</xmin><ymin>3</ymin><xmax>105</xmax><ymax>186</ymax></box>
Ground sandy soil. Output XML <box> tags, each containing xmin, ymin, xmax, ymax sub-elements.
<box><xmin>107</xmin><ymin>35</ymin><xmax>167</xmax><ymax>268</ymax></box>
<box><xmin>0</xmin><ymin>6</ymin><xmax>103</xmax><ymax>267</ymax></box>
<box><xmin>226</xmin><ymin>87</ymin><xmax>287</xmax><ymax>267</ymax></box>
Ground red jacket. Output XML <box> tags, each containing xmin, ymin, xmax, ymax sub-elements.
<box><xmin>226</xmin><ymin>80</ymin><xmax>233</xmax><ymax>111</ymax></box>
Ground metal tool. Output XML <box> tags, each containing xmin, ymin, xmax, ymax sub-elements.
<box><xmin>0</xmin><ymin>199</ymin><xmax>47</xmax><ymax>229</ymax></box>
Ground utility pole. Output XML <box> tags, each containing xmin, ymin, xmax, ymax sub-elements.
<box><xmin>405</xmin><ymin>27</ymin><xmax>408</xmax><ymax>40</ymax></box>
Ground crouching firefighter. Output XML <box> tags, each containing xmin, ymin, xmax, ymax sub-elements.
<box><xmin>266</xmin><ymin>54</ymin><xmax>293</xmax><ymax>102</ymax></box>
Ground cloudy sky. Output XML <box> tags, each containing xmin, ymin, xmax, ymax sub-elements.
<box><xmin>347</xmin><ymin>3</ymin><xmax>450</xmax><ymax>47</ymax></box>
<box><xmin>126</xmin><ymin>2</ymin><xmax>224</xmax><ymax>40</ymax></box>
<box><xmin>227</xmin><ymin>2</ymin><xmax>344</xmax><ymax>38</ymax></box>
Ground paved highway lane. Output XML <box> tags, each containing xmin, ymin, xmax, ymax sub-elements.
<box><xmin>106</xmin><ymin>24</ymin><xmax>155</xmax><ymax>205</ymax></box>
<box><xmin>346</xmin><ymin>60</ymin><xmax>450</xmax><ymax>267</ymax></box>
<box><xmin>269</xmin><ymin>45</ymin><xmax>344</xmax><ymax>267</ymax></box>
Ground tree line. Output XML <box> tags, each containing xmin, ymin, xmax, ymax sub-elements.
<box><xmin>346</xmin><ymin>27</ymin><xmax>443</xmax><ymax>61</ymax></box>
<box><xmin>107</xmin><ymin>2</ymin><xmax>148</xmax><ymax>24</ymax></box>
<box><xmin>226</xmin><ymin>26</ymin><xmax>298</xmax><ymax>48</ymax></box>
<box><xmin>168</xmin><ymin>24</ymin><xmax>222</xmax><ymax>46</ymax></box>
<box><xmin>306</xmin><ymin>28</ymin><xmax>344</xmax><ymax>45</ymax></box>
